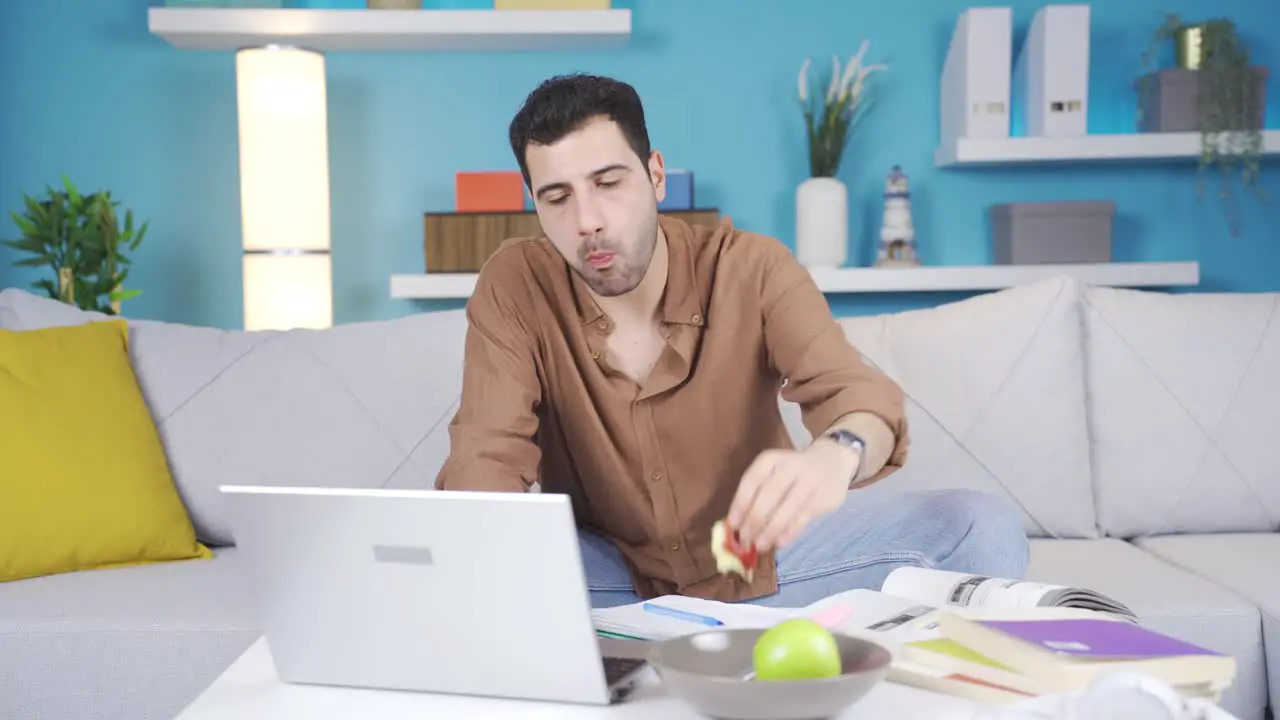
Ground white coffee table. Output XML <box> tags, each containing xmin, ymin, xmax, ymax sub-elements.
<box><xmin>176</xmin><ymin>636</ymin><xmax>985</xmax><ymax>719</ymax></box>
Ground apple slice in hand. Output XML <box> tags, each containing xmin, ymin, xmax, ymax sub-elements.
<box><xmin>711</xmin><ymin>519</ymin><xmax>758</xmax><ymax>582</ymax></box>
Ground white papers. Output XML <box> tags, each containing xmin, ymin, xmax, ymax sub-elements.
<box><xmin>591</xmin><ymin>588</ymin><xmax>941</xmax><ymax>646</ymax></box>
<box><xmin>592</xmin><ymin>596</ymin><xmax>786</xmax><ymax>641</ymax></box>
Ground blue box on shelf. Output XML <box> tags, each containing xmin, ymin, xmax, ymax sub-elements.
<box><xmin>658</xmin><ymin>170</ymin><xmax>694</xmax><ymax>211</ymax></box>
<box><xmin>287</xmin><ymin>0</ymin><xmax>367</xmax><ymax>7</ymax></box>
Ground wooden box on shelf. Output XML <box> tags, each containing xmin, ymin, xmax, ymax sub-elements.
<box><xmin>494</xmin><ymin>0</ymin><xmax>610</xmax><ymax>7</ymax></box>
<box><xmin>423</xmin><ymin>209</ymin><xmax>721</xmax><ymax>273</ymax></box>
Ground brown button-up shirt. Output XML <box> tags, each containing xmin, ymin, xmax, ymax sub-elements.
<box><xmin>435</xmin><ymin>214</ymin><xmax>908</xmax><ymax>602</ymax></box>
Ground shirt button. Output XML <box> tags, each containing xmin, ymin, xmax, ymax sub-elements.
<box><xmin>598</xmin><ymin>320</ymin><xmax>608</xmax><ymax>330</ymax></box>
<box><xmin>591</xmin><ymin>350</ymin><xmax>600</xmax><ymax>359</ymax></box>
<box><xmin>651</xmin><ymin>471</ymin><xmax>663</xmax><ymax>482</ymax></box>
<box><xmin>669</xmin><ymin>542</ymin><xmax>681</xmax><ymax>551</ymax></box>
<box><xmin>691</xmin><ymin>313</ymin><xmax>702</xmax><ymax>324</ymax></box>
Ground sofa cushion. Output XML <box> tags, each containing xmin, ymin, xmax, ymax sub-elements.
<box><xmin>825</xmin><ymin>277</ymin><xmax>1097</xmax><ymax>538</ymax></box>
<box><xmin>0</xmin><ymin>319</ymin><xmax>212</xmax><ymax>582</ymax></box>
<box><xmin>1081</xmin><ymin>286</ymin><xmax>1280</xmax><ymax>537</ymax></box>
<box><xmin>1134</xmin><ymin>533</ymin><xmax>1280</xmax><ymax>718</ymax></box>
<box><xmin>0</xmin><ymin>289</ymin><xmax>468</xmax><ymax>546</ymax></box>
<box><xmin>1027</xmin><ymin>538</ymin><xmax>1267</xmax><ymax>720</ymax></box>
<box><xmin>0</xmin><ymin>547</ymin><xmax>260</xmax><ymax>720</ymax></box>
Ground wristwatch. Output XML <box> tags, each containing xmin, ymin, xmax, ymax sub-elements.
<box><xmin>820</xmin><ymin>429</ymin><xmax>866</xmax><ymax>481</ymax></box>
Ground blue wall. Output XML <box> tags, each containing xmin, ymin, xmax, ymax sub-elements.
<box><xmin>1</xmin><ymin>0</ymin><xmax>1277</xmax><ymax>329</ymax></box>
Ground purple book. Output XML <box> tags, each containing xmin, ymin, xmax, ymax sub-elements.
<box><xmin>977</xmin><ymin>619</ymin><xmax>1225</xmax><ymax>660</ymax></box>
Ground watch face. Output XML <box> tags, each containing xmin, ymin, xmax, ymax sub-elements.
<box><xmin>830</xmin><ymin>430</ymin><xmax>865</xmax><ymax>453</ymax></box>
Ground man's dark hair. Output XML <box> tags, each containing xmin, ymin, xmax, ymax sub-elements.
<box><xmin>508</xmin><ymin>73</ymin><xmax>652</xmax><ymax>189</ymax></box>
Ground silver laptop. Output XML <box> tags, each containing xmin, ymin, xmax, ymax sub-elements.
<box><xmin>219</xmin><ymin>485</ymin><xmax>648</xmax><ymax>705</ymax></box>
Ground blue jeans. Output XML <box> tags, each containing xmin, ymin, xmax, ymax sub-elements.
<box><xmin>580</xmin><ymin>489</ymin><xmax>1031</xmax><ymax>608</ymax></box>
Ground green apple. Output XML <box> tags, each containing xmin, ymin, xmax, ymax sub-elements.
<box><xmin>752</xmin><ymin>618</ymin><xmax>843</xmax><ymax>681</ymax></box>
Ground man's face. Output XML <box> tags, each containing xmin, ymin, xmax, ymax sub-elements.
<box><xmin>525</xmin><ymin>117</ymin><xmax>666</xmax><ymax>297</ymax></box>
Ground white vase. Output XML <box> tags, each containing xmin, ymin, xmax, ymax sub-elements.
<box><xmin>795</xmin><ymin>176</ymin><xmax>848</xmax><ymax>267</ymax></box>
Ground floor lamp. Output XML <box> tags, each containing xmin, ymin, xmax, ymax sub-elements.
<box><xmin>235</xmin><ymin>45</ymin><xmax>333</xmax><ymax>331</ymax></box>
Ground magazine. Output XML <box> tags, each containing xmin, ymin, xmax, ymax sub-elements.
<box><xmin>879</xmin><ymin>567</ymin><xmax>1137</xmax><ymax>623</ymax></box>
<box><xmin>591</xmin><ymin>566</ymin><xmax>1136</xmax><ymax>643</ymax></box>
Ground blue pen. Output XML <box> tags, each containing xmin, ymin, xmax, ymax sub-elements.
<box><xmin>643</xmin><ymin>602</ymin><xmax>724</xmax><ymax>627</ymax></box>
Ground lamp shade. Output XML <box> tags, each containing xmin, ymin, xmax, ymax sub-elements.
<box><xmin>235</xmin><ymin>45</ymin><xmax>332</xmax><ymax>331</ymax></box>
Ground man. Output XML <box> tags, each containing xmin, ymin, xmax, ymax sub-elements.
<box><xmin>435</xmin><ymin>73</ymin><xmax>1029</xmax><ymax>608</ymax></box>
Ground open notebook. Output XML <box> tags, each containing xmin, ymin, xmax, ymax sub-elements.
<box><xmin>593</xmin><ymin>587</ymin><xmax>938</xmax><ymax>642</ymax></box>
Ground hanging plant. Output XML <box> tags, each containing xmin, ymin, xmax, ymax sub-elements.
<box><xmin>1142</xmin><ymin>14</ymin><xmax>1267</xmax><ymax>236</ymax></box>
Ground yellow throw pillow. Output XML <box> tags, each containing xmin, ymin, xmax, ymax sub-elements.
<box><xmin>0</xmin><ymin>319</ymin><xmax>212</xmax><ymax>583</ymax></box>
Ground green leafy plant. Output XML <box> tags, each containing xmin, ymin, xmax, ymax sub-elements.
<box><xmin>1143</xmin><ymin>14</ymin><xmax>1266</xmax><ymax>236</ymax></box>
<box><xmin>3</xmin><ymin>176</ymin><xmax>148</xmax><ymax>315</ymax></box>
<box><xmin>796</xmin><ymin>40</ymin><xmax>887</xmax><ymax>178</ymax></box>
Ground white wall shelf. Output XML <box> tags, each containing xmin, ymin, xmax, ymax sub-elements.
<box><xmin>147</xmin><ymin>7</ymin><xmax>631</xmax><ymax>52</ymax></box>
<box><xmin>935</xmin><ymin>131</ymin><xmax>1280</xmax><ymax>167</ymax></box>
<box><xmin>390</xmin><ymin>261</ymin><xmax>1200</xmax><ymax>300</ymax></box>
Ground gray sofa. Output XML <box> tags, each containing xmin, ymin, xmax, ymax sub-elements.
<box><xmin>1</xmin><ymin>275</ymin><xmax>1276</xmax><ymax>720</ymax></box>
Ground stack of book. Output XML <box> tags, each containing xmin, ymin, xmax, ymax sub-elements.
<box><xmin>890</xmin><ymin>611</ymin><xmax>1237</xmax><ymax>706</ymax></box>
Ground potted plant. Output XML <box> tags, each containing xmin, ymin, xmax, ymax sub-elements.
<box><xmin>794</xmin><ymin>39</ymin><xmax>886</xmax><ymax>267</ymax></box>
<box><xmin>1137</xmin><ymin>14</ymin><xmax>1268</xmax><ymax>236</ymax></box>
<box><xmin>3</xmin><ymin>176</ymin><xmax>149</xmax><ymax>315</ymax></box>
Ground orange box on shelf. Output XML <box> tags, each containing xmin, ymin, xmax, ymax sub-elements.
<box><xmin>455</xmin><ymin>171</ymin><xmax>524</xmax><ymax>212</ymax></box>
<box><xmin>494</xmin><ymin>0</ymin><xmax>610</xmax><ymax>8</ymax></box>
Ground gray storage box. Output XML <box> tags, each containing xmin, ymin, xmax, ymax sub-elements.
<box><xmin>1136</xmin><ymin>67</ymin><xmax>1269</xmax><ymax>133</ymax></box>
<box><xmin>990</xmin><ymin>200</ymin><xmax>1115</xmax><ymax>265</ymax></box>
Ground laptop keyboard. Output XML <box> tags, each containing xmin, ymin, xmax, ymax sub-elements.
<box><xmin>602</xmin><ymin>655</ymin><xmax>646</xmax><ymax>685</ymax></box>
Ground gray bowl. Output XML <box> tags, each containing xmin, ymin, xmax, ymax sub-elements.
<box><xmin>646</xmin><ymin>627</ymin><xmax>892</xmax><ymax>720</ymax></box>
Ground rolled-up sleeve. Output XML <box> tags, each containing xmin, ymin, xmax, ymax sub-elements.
<box><xmin>434</xmin><ymin>265</ymin><xmax>542</xmax><ymax>493</ymax></box>
<box><xmin>757</xmin><ymin>237</ymin><xmax>909</xmax><ymax>485</ymax></box>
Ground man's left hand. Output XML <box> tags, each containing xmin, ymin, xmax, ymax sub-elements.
<box><xmin>726</xmin><ymin>441</ymin><xmax>860</xmax><ymax>554</ymax></box>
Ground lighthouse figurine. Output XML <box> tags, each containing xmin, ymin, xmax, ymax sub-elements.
<box><xmin>874</xmin><ymin>165</ymin><xmax>921</xmax><ymax>268</ymax></box>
